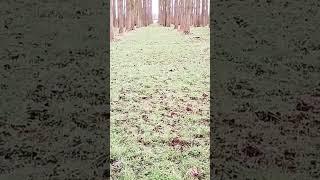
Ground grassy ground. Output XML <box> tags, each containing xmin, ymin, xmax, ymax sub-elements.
<box><xmin>110</xmin><ymin>25</ymin><xmax>210</xmax><ymax>180</ymax></box>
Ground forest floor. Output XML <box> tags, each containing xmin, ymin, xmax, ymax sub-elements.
<box><xmin>110</xmin><ymin>24</ymin><xmax>210</xmax><ymax>180</ymax></box>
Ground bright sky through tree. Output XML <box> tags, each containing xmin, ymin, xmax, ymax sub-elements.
<box><xmin>152</xmin><ymin>0</ymin><xmax>159</xmax><ymax>17</ymax></box>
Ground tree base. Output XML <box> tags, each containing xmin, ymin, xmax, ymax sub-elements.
<box><xmin>183</xmin><ymin>31</ymin><xmax>190</xmax><ymax>35</ymax></box>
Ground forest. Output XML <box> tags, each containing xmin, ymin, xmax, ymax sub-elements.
<box><xmin>110</xmin><ymin>0</ymin><xmax>209</xmax><ymax>39</ymax></box>
<box><xmin>110</xmin><ymin>0</ymin><xmax>210</xmax><ymax>179</ymax></box>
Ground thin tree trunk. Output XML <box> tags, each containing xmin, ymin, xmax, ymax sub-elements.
<box><xmin>201</xmin><ymin>0</ymin><xmax>205</xmax><ymax>26</ymax></box>
<box><xmin>150</xmin><ymin>0</ymin><xmax>153</xmax><ymax>24</ymax></box>
<box><xmin>183</xmin><ymin>0</ymin><xmax>191</xmax><ymax>34</ymax></box>
<box><xmin>179</xmin><ymin>0</ymin><xmax>182</xmax><ymax>27</ymax></box>
<box><xmin>113</xmin><ymin>0</ymin><xmax>117</xmax><ymax>27</ymax></box>
<box><xmin>161</xmin><ymin>0</ymin><xmax>165</xmax><ymax>25</ymax></box>
<box><xmin>191</xmin><ymin>0</ymin><xmax>194</xmax><ymax>26</ymax></box>
<box><xmin>171</xmin><ymin>0</ymin><xmax>174</xmax><ymax>24</ymax></box>
<box><xmin>205</xmin><ymin>0</ymin><xmax>208</xmax><ymax>26</ymax></box>
<box><xmin>126</xmin><ymin>0</ymin><xmax>130</xmax><ymax>31</ymax></box>
<box><xmin>147</xmin><ymin>0</ymin><xmax>151</xmax><ymax>25</ymax></box>
<box><xmin>110</xmin><ymin>0</ymin><xmax>114</xmax><ymax>40</ymax></box>
<box><xmin>196</xmin><ymin>0</ymin><xmax>200</xmax><ymax>27</ymax></box>
<box><xmin>131</xmin><ymin>0</ymin><xmax>135</xmax><ymax>29</ymax></box>
<box><xmin>164</xmin><ymin>0</ymin><xmax>166</xmax><ymax>26</ymax></box>
<box><xmin>174</xmin><ymin>0</ymin><xmax>178</xmax><ymax>29</ymax></box>
<box><xmin>142</xmin><ymin>0</ymin><xmax>146</xmax><ymax>26</ymax></box>
<box><xmin>118</xmin><ymin>0</ymin><xmax>124</xmax><ymax>33</ymax></box>
<box><xmin>166</xmin><ymin>0</ymin><xmax>170</xmax><ymax>27</ymax></box>
<box><xmin>159</xmin><ymin>0</ymin><xmax>161</xmax><ymax>25</ymax></box>
<box><xmin>180</xmin><ymin>0</ymin><xmax>185</xmax><ymax>31</ymax></box>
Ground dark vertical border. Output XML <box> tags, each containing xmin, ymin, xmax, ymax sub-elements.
<box><xmin>211</xmin><ymin>0</ymin><xmax>320</xmax><ymax>179</ymax></box>
<box><xmin>0</xmin><ymin>0</ymin><xmax>110</xmax><ymax>179</ymax></box>
<box><xmin>209</xmin><ymin>0</ymin><xmax>215</xmax><ymax>179</ymax></box>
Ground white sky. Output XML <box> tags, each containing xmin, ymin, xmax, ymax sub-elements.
<box><xmin>152</xmin><ymin>0</ymin><xmax>159</xmax><ymax>16</ymax></box>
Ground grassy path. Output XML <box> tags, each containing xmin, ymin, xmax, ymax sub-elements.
<box><xmin>111</xmin><ymin>25</ymin><xmax>210</xmax><ymax>180</ymax></box>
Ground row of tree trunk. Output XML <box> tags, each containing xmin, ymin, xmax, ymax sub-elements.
<box><xmin>159</xmin><ymin>0</ymin><xmax>209</xmax><ymax>34</ymax></box>
<box><xmin>110</xmin><ymin>0</ymin><xmax>153</xmax><ymax>40</ymax></box>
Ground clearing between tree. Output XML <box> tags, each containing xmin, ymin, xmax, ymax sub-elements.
<box><xmin>111</xmin><ymin>24</ymin><xmax>210</xmax><ymax>179</ymax></box>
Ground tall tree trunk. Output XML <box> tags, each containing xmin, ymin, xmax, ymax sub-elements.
<box><xmin>196</xmin><ymin>0</ymin><xmax>200</xmax><ymax>27</ymax></box>
<box><xmin>178</xmin><ymin>0</ymin><xmax>183</xmax><ymax>31</ymax></box>
<box><xmin>205</xmin><ymin>0</ymin><xmax>208</xmax><ymax>26</ymax></box>
<box><xmin>145</xmin><ymin>0</ymin><xmax>148</xmax><ymax>25</ymax></box>
<box><xmin>142</xmin><ymin>0</ymin><xmax>145</xmax><ymax>26</ymax></box>
<box><xmin>201</xmin><ymin>0</ymin><xmax>205</xmax><ymax>26</ymax></box>
<box><xmin>159</xmin><ymin>0</ymin><xmax>161</xmax><ymax>25</ymax></box>
<box><xmin>179</xmin><ymin>0</ymin><xmax>185</xmax><ymax>31</ymax></box>
<box><xmin>171</xmin><ymin>0</ymin><xmax>174</xmax><ymax>24</ymax></box>
<box><xmin>147</xmin><ymin>0</ymin><xmax>151</xmax><ymax>25</ymax></box>
<box><xmin>134</xmin><ymin>0</ymin><xmax>137</xmax><ymax>26</ymax></box>
<box><xmin>113</xmin><ymin>0</ymin><xmax>117</xmax><ymax>27</ymax></box>
<box><xmin>191</xmin><ymin>0</ymin><xmax>194</xmax><ymax>26</ymax></box>
<box><xmin>131</xmin><ymin>0</ymin><xmax>135</xmax><ymax>29</ymax></box>
<box><xmin>136</xmin><ymin>0</ymin><xmax>141</xmax><ymax>27</ymax></box>
<box><xmin>165</xmin><ymin>0</ymin><xmax>170</xmax><ymax>27</ymax></box>
<box><xmin>164</xmin><ymin>0</ymin><xmax>166</xmax><ymax>26</ymax></box>
<box><xmin>149</xmin><ymin>0</ymin><xmax>153</xmax><ymax>24</ymax></box>
<box><xmin>160</xmin><ymin>0</ymin><xmax>164</xmax><ymax>25</ymax></box>
<box><xmin>174</xmin><ymin>0</ymin><xmax>178</xmax><ymax>29</ymax></box>
<box><xmin>126</xmin><ymin>0</ymin><xmax>130</xmax><ymax>31</ymax></box>
<box><xmin>183</xmin><ymin>0</ymin><xmax>191</xmax><ymax>34</ymax></box>
<box><xmin>110</xmin><ymin>0</ymin><xmax>114</xmax><ymax>40</ymax></box>
<box><xmin>118</xmin><ymin>0</ymin><xmax>124</xmax><ymax>33</ymax></box>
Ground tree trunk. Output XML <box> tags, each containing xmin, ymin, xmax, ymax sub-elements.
<box><xmin>110</xmin><ymin>0</ymin><xmax>114</xmax><ymax>40</ymax></box>
<box><xmin>142</xmin><ymin>0</ymin><xmax>146</xmax><ymax>26</ymax></box>
<box><xmin>118</xmin><ymin>0</ymin><xmax>124</xmax><ymax>33</ymax></box>
<box><xmin>147</xmin><ymin>0</ymin><xmax>151</xmax><ymax>25</ymax></box>
<box><xmin>160</xmin><ymin>0</ymin><xmax>165</xmax><ymax>26</ymax></box>
<box><xmin>165</xmin><ymin>0</ymin><xmax>170</xmax><ymax>27</ymax></box>
<box><xmin>191</xmin><ymin>0</ymin><xmax>194</xmax><ymax>26</ymax></box>
<box><xmin>205</xmin><ymin>0</ymin><xmax>208</xmax><ymax>26</ymax></box>
<box><xmin>171</xmin><ymin>0</ymin><xmax>174</xmax><ymax>24</ymax></box>
<box><xmin>149</xmin><ymin>0</ymin><xmax>153</xmax><ymax>24</ymax></box>
<box><xmin>113</xmin><ymin>0</ymin><xmax>117</xmax><ymax>27</ymax></box>
<box><xmin>164</xmin><ymin>0</ymin><xmax>166</xmax><ymax>26</ymax></box>
<box><xmin>196</xmin><ymin>0</ymin><xmax>200</xmax><ymax>27</ymax></box>
<box><xmin>126</xmin><ymin>0</ymin><xmax>130</xmax><ymax>31</ymax></box>
<box><xmin>174</xmin><ymin>0</ymin><xmax>178</xmax><ymax>29</ymax></box>
<box><xmin>159</xmin><ymin>0</ymin><xmax>161</xmax><ymax>25</ymax></box>
<box><xmin>201</xmin><ymin>0</ymin><xmax>205</xmax><ymax>26</ymax></box>
<box><xmin>183</xmin><ymin>0</ymin><xmax>191</xmax><ymax>34</ymax></box>
<box><xmin>178</xmin><ymin>0</ymin><xmax>181</xmax><ymax>30</ymax></box>
<box><xmin>179</xmin><ymin>0</ymin><xmax>185</xmax><ymax>31</ymax></box>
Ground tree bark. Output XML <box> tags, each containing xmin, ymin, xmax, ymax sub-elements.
<box><xmin>168</xmin><ymin>0</ymin><xmax>171</xmax><ymax>26</ymax></box>
<box><xmin>110</xmin><ymin>0</ymin><xmax>114</xmax><ymax>40</ymax></box>
<box><xmin>183</xmin><ymin>0</ymin><xmax>192</xmax><ymax>34</ymax></box>
<box><xmin>118</xmin><ymin>0</ymin><xmax>124</xmax><ymax>33</ymax></box>
<box><xmin>196</xmin><ymin>0</ymin><xmax>200</xmax><ymax>27</ymax></box>
<box><xmin>205</xmin><ymin>0</ymin><xmax>209</xmax><ymax>26</ymax></box>
<box><xmin>191</xmin><ymin>0</ymin><xmax>194</xmax><ymax>26</ymax></box>
<box><xmin>149</xmin><ymin>0</ymin><xmax>153</xmax><ymax>24</ymax></box>
<box><xmin>126</xmin><ymin>0</ymin><xmax>130</xmax><ymax>31</ymax></box>
<box><xmin>201</xmin><ymin>0</ymin><xmax>205</xmax><ymax>26</ymax></box>
<box><xmin>179</xmin><ymin>0</ymin><xmax>185</xmax><ymax>31</ymax></box>
<box><xmin>174</xmin><ymin>0</ymin><xmax>178</xmax><ymax>29</ymax></box>
<box><xmin>113</xmin><ymin>0</ymin><xmax>117</xmax><ymax>27</ymax></box>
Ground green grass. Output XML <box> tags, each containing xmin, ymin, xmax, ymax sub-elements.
<box><xmin>111</xmin><ymin>25</ymin><xmax>210</xmax><ymax>180</ymax></box>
